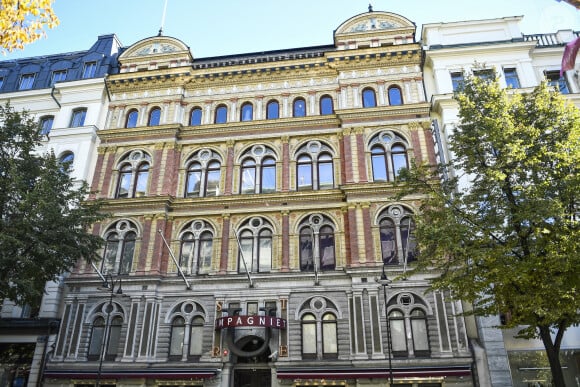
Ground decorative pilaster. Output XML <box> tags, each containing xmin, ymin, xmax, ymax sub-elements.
<box><xmin>355</xmin><ymin>128</ymin><xmax>368</xmax><ymax>183</ymax></box>
<box><xmin>281</xmin><ymin>210</ymin><xmax>290</xmax><ymax>271</ymax></box>
<box><xmin>361</xmin><ymin>203</ymin><xmax>375</xmax><ymax>264</ymax></box>
<box><xmin>219</xmin><ymin>215</ymin><xmax>231</xmax><ymax>273</ymax></box>
<box><xmin>224</xmin><ymin>140</ymin><xmax>235</xmax><ymax>195</ymax></box>
<box><xmin>281</xmin><ymin>136</ymin><xmax>290</xmax><ymax>192</ymax></box>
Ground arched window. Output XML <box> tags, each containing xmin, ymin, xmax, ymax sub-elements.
<box><xmin>322</xmin><ymin>313</ymin><xmax>338</xmax><ymax>356</ymax></box>
<box><xmin>239</xmin><ymin>145</ymin><xmax>277</xmax><ymax>194</ymax></box>
<box><xmin>148</xmin><ymin>107</ymin><xmax>161</xmax><ymax>126</ymax></box>
<box><xmin>237</xmin><ymin>217</ymin><xmax>273</xmax><ymax>273</ymax></box>
<box><xmin>88</xmin><ymin>303</ymin><xmax>124</xmax><ymax>361</ymax></box>
<box><xmin>301</xmin><ymin>313</ymin><xmax>317</xmax><ymax>358</ymax></box>
<box><xmin>299</xmin><ymin>214</ymin><xmax>336</xmax><ymax>272</ymax></box>
<box><xmin>299</xmin><ymin>297</ymin><xmax>339</xmax><ymax>359</ymax></box>
<box><xmin>362</xmin><ymin>88</ymin><xmax>377</xmax><ymax>108</ymax></box>
<box><xmin>240</xmin><ymin>102</ymin><xmax>253</xmax><ymax>121</ymax></box>
<box><xmin>214</xmin><ymin>104</ymin><xmax>228</xmax><ymax>124</ymax></box>
<box><xmin>115</xmin><ymin>150</ymin><xmax>151</xmax><ymax>198</ymax></box>
<box><xmin>379</xmin><ymin>206</ymin><xmax>417</xmax><ymax>267</ymax></box>
<box><xmin>295</xmin><ymin>141</ymin><xmax>334</xmax><ymax>190</ymax></box>
<box><xmin>293</xmin><ymin>97</ymin><xmax>306</xmax><ymax>117</ymax></box>
<box><xmin>102</xmin><ymin>220</ymin><xmax>138</xmax><ymax>275</ymax></box>
<box><xmin>190</xmin><ymin>316</ymin><xmax>204</xmax><ymax>356</ymax></box>
<box><xmin>184</xmin><ymin>149</ymin><xmax>222</xmax><ymax>197</ymax></box>
<box><xmin>59</xmin><ymin>152</ymin><xmax>74</xmax><ymax>171</ymax></box>
<box><xmin>167</xmin><ymin>302</ymin><xmax>206</xmax><ymax>360</ymax></box>
<box><xmin>107</xmin><ymin>316</ymin><xmax>123</xmax><ymax>359</ymax></box>
<box><xmin>190</xmin><ymin>107</ymin><xmax>202</xmax><ymax>126</ymax></box>
<box><xmin>179</xmin><ymin>220</ymin><xmax>214</xmax><ymax>275</ymax></box>
<box><xmin>125</xmin><ymin>109</ymin><xmax>138</xmax><ymax>128</ymax></box>
<box><xmin>170</xmin><ymin>316</ymin><xmax>186</xmax><ymax>357</ymax></box>
<box><xmin>369</xmin><ymin>131</ymin><xmax>409</xmax><ymax>181</ymax></box>
<box><xmin>389</xmin><ymin>310</ymin><xmax>408</xmax><ymax>356</ymax></box>
<box><xmin>88</xmin><ymin>316</ymin><xmax>105</xmax><ymax>359</ymax></box>
<box><xmin>320</xmin><ymin>95</ymin><xmax>334</xmax><ymax>115</ymax></box>
<box><xmin>410</xmin><ymin>309</ymin><xmax>429</xmax><ymax>356</ymax></box>
<box><xmin>386</xmin><ymin>294</ymin><xmax>430</xmax><ymax>358</ymax></box>
<box><xmin>266</xmin><ymin>100</ymin><xmax>279</xmax><ymax>119</ymax></box>
<box><xmin>388</xmin><ymin>86</ymin><xmax>403</xmax><ymax>106</ymax></box>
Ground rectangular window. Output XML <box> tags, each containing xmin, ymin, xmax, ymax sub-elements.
<box><xmin>39</xmin><ymin>116</ymin><xmax>54</xmax><ymax>135</ymax></box>
<box><xmin>18</xmin><ymin>73</ymin><xmax>35</xmax><ymax>90</ymax></box>
<box><xmin>0</xmin><ymin>77</ymin><xmax>4</xmax><ymax>89</ymax></box>
<box><xmin>82</xmin><ymin>61</ymin><xmax>97</xmax><ymax>78</ymax></box>
<box><xmin>70</xmin><ymin>108</ymin><xmax>87</xmax><ymax>127</ymax></box>
<box><xmin>450</xmin><ymin>72</ymin><xmax>464</xmax><ymax>91</ymax></box>
<box><xmin>545</xmin><ymin>70</ymin><xmax>569</xmax><ymax>94</ymax></box>
<box><xmin>503</xmin><ymin>67</ymin><xmax>520</xmax><ymax>88</ymax></box>
<box><xmin>51</xmin><ymin>70</ymin><xmax>67</xmax><ymax>85</ymax></box>
<box><xmin>473</xmin><ymin>69</ymin><xmax>494</xmax><ymax>82</ymax></box>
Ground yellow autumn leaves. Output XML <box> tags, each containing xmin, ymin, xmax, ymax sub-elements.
<box><xmin>0</xmin><ymin>0</ymin><xmax>59</xmax><ymax>54</ymax></box>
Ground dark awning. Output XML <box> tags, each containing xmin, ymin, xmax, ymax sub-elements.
<box><xmin>277</xmin><ymin>365</ymin><xmax>471</xmax><ymax>379</ymax></box>
<box><xmin>44</xmin><ymin>368</ymin><xmax>219</xmax><ymax>380</ymax></box>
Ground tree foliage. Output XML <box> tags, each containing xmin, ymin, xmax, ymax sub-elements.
<box><xmin>0</xmin><ymin>103</ymin><xmax>104</xmax><ymax>307</ymax></box>
<box><xmin>399</xmin><ymin>74</ymin><xmax>579</xmax><ymax>386</ymax></box>
<box><xmin>0</xmin><ymin>0</ymin><xmax>59</xmax><ymax>54</ymax></box>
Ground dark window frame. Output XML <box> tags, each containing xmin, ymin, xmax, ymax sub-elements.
<box><xmin>147</xmin><ymin>107</ymin><xmax>161</xmax><ymax>126</ymax></box>
<box><xmin>190</xmin><ymin>107</ymin><xmax>203</xmax><ymax>126</ymax></box>
<box><xmin>70</xmin><ymin>108</ymin><xmax>87</xmax><ymax>127</ymax></box>
<box><xmin>266</xmin><ymin>100</ymin><xmax>279</xmax><ymax>119</ymax></box>
<box><xmin>19</xmin><ymin>73</ymin><xmax>36</xmax><ymax>90</ymax></box>
<box><xmin>293</xmin><ymin>97</ymin><xmax>307</xmax><ymax>117</ymax></box>
<box><xmin>362</xmin><ymin>88</ymin><xmax>377</xmax><ymax>108</ymax></box>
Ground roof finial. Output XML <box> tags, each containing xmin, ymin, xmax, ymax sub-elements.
<box><xmin>368</xmin><ymin>3</ymin><xmax>373</xmax><ymax>12</ymax></box>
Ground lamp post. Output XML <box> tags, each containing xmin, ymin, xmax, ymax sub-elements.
<box><xmin>96</xmin><ymin>274</ymin><xmax>123</xmax><ymax>387</ymax></box>
<box><xmin>380</xmin><ymin>265</ymin><xmax>394</xmax><ymax>385</ymax></box>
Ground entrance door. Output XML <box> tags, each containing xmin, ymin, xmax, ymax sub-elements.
<box><xmin>233</xmin><ymin>369</ymin><xmax>271</xmax><ymax>387</ymax></box>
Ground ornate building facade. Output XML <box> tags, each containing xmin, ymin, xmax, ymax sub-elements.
<box><xmin>43</xmin><ymin>10</ymin><xmax>474</xmax><ymax>387</ymax></box>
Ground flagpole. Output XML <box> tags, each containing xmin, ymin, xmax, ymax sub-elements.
<box><xmin>234</xmin><ymin>231</ymin><xmax>254</xmax><ymax>288</ymax></box>
<box><xmin>158</xmin><ymin>230</ymin><xmax>192</xmax><ymax>289</ymax></box>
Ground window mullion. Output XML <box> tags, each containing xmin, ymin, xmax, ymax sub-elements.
<box><xmin>114</xmin><ymin>240</ymin><xmax>123</xmax><ymax>274</ymax></box>
<box><xmin>199</xmin><ymin>168</ymin><xmax>208</xmax><ymax>197</ymax></box>
<box><xmin>252</xmin><ymin>234</ymin><xmax>259</xmax><ymax>272</ymax></box>
<box><xmin>405</xmin><ymin>316</ymin><xmax>415</xmax><ymax>357</ymax></box>
<box><xmin>191</xmin><ymin>238</ymin><xmax>200</xmax><ymax>275</ymax></box>
<box><xmin>394</xmin><ymin>223</ymin><xmax>403</xmax><ymax>264</ymax></box>
<box><xmin>182</xmin><ymin>321</ymin><xmax>191</xmax><ymax>361</ymax></box>
<box><xmin>312</xmin><ymin>160</ymin><xmax>319</xmax><ymax>189</ymax></box>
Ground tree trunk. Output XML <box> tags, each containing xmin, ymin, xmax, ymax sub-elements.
<box><xmin>538</xmin><ymin>325</ymin><xmax>566</xmax><ymax>387</ymax></box>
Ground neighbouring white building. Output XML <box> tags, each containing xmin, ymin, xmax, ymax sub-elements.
<box><xmin>0</xmin><ymin>34</ymin><xmax>122</xmax><ymax>386</ymax></box>
<box><xmin>422</xmin><ymin>16</ymin><xmax>580</xmax><ymax>387</ymax></box>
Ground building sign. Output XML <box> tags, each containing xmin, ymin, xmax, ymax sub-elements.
<box><xmin>214</xmin><ymin>315</ymin><xmax>287</xmax><ymax>330</ymax></box>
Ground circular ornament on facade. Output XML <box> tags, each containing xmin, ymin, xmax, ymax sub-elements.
<box><xmin>307</xmin><ymin>141</ymin><xmax>321</xmax><ymax>154</ymax></box>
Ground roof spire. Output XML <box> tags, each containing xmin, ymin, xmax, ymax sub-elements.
<box><xmin>368</xmin><ymin>3</ymin><xmax>373</xmax><ymax>12</ymax></box>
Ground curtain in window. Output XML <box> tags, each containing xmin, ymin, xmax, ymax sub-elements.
<box><xmin>189</xmin><ymin>316</ymin><xmax>204</xmax><ymax>355</ymax></box>
<box><xmin>170</xmin><ymin>316</ymin><xmax>185</xmax><ymax>356</ymax></box>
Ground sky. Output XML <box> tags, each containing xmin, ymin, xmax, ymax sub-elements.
<box><xmin>4</xmin><ymin>0</ymin><xmax>580</xmax><ymax>61</ymax></box>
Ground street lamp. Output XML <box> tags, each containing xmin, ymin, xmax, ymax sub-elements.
<box><xmin>379</xmin><ymin>265</ymin><xmax>394</xmax><ymax>385</ymax></box>
<box><xmin>96</xmin><ymin>274</ymin><xmax>123</xmax><ymax>387</ymax></box>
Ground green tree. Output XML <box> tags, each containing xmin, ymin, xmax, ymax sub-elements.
<box><xmin>400</xmin><ymin>75</ymin><xmax>579</xmax><ymax>386</ymax></box>
<box><xmin>0</xmin><ymin>103</ymin><xmax>104</xmax><ymax>307</ymax></box>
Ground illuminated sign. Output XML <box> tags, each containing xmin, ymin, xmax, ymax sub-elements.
<box><xmin>214</xmin><ymin>315</ymin><xmax>287</xmax><ymax>330</ymax></box>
